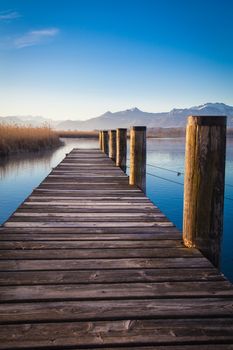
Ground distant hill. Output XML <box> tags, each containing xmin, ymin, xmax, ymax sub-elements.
<box><xmin>0</xmin><ymin>115</ymin><xmax>55</xmax><ymax>127</ymax></box>
<box><xmin>1</xmin><ymin>103</ymin><xmax>233</xmax><ymax>130</ymax></box>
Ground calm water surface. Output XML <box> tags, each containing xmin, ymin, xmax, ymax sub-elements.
<box><xmin>0</xmin><ymin>137</ymin><xmax>232</xmax><ymax>281</ymax></box>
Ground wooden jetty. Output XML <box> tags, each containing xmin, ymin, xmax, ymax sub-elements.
<box><xmin>0</xmin><ymin>146</ymin><xmax>233</xmax><ymax>349</ymax></box>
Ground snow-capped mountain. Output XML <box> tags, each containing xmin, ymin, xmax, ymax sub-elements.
<box><xmin>1</xmin><ymin>103</ymin><xmax>232</xmax><ymax>130</ymax></box>
<box><xmin>55</xmin><ymin>103</ymin><xmax>233</xmax><ymax>130</ymax></box>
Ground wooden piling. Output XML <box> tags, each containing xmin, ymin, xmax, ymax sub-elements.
<box><xmin>183</xmin><ymin>116</ymin><xmax>226</xmax><ymax>267</ymax></box>
<box><xmin>116</xmin><ymin>128</ymin><xmax>127</xmax><ymax>172</ymax></box>
<box><xmin>102</xmin><ymin>130</ymin><xmax>109</xmax><ymax>155</ymax></box>
<box><xmin>101</xmin><ymin>131</ymin><xmax>104</xmax><ymax>150</ymax></box>
<box><xmin>129</xmin><ymin>126</ymin><xmax>146</xmax><ymax>192</ymax></box>
<box><xmin>99</xmin><ymin>131</ymin><xmax>102</xmax><ymax>150</ymax></box>
<box><xmin>109</xmin><ymin>130</ymin><xmax>116</xmax><ymax>162</ymax></box>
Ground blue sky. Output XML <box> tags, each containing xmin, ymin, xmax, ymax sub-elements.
<box><xmin>0</xmin><ymin>0</ymin><xmax>233</xmax><ymax>120</ymax></box>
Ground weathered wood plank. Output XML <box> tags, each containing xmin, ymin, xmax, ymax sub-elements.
<box><xmin>18</xmin><ymin>206</ymin><xmax>160</xmax><ymax>212</ymax></box>
<box><xmin>50</xmin><ymin>172</ymin><xmax>125</xmax><ymax>176</ymax></box>
<box><xmin>39</xmin><ymin>183</ymin><xmax>137</xmax><ymax>188</ymax></box>
<box><xmin>31</xmin><ymin>193</ymin><xmax>146</xmax><ymax>198</ymax></box>
<box><xmin>0</xmin><ymin>226</ymin><xmax>181</xmax><ymax>234</ymax></box>
<box><xmin>0</xmin><ymin>232</ymin><xmax>181</xmax><ymax>241</ymax></box>
<box><xmin>0</xmin><ymin>299</ymin><xmax>233</xmax><ymax>324</ymax></box>
<box><xmin>27</xmin><ymin>196</ymin><xmax>152</xmax><ymax>201</ymax></box>
<box><xmin>1</xmin><ymin>281</ymin><xmax>233</xmax><ymax>302</ymax></box>
<box><xmin>10</xmin><ymin>215</ymin><xmax>168</xmax><ymax>222</ymax></box>
<box><xmin>23</xmin><ymin>202</ymin><xmax>155</xmax><ymax>207</ymax></box>
<box><xmin>11</xmin><ymin>212</ymin><xmax>167</xmax><ymax>218</ymax></box>
<box><xmin>0</xmin><ymin>257</ymin><xmax>212</xmax><ymax>271</ymax></box>
<box><xmin>0</xmin><ymin>247</ymin><xmax>201</xmax><ymax>259</ymax></box>
<box><xmin>0</xmin><ymin>268</ymin><xmax>224</xmax><ymax>286</ymax></box>
<box><xmin>48</xmin><ymin>174</ymin><xmax>128</xmax><ymax>178</ymax></box>
<box><xmin>4</xmin><ymin>221</ymin><xmax>175</xmax><ymax>228</ymax></box>
<box><xmin>44</xmin><ymin>177</ymin><xmax>129</xmax><ymax>182</ymax></box>
<box><xmin>0</xmin><ymin>239</ymin><xmax>183</xmax><ymax>249</ymax></box>
<box><xmin>0</xmin><ymin>225</ymin><xmax>181</xmax><ymax>233</ymax></box>
<box><xmin>1</xmin><ymin>319</ymin><xmax>233</xmax><ymax>349</ymax></box>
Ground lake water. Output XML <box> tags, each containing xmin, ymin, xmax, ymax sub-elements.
<box><xmin>0</xmin><ymin>137</ymin><xmax>232</xmax><ymax>281</ymax></box>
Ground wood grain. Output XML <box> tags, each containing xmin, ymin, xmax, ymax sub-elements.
<box><xmin>0</xmin><ymin>147</ymin><xmax>232</xmax><ymax>349</ymax></box>
<box><xmin>183</xmin><ymin>116</ymin><xmax>226</xmax><ymax>267</ymax></box>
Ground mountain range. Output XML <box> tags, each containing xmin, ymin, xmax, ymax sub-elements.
<box><xmin>1</xmin><ymin>103</ymin><xmax>233</xmax><ymax>130</ymax></box>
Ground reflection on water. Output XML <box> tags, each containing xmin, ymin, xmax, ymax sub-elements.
<box><xmin>0</xmin><ymin>138</ymin><xmax>98</xmax><ymax>225</ymax></box>
<box><xmin>0</xmin><ymin>149</ymin><xmax>55</xmax><ymax>180</ymax></box>
<box><xmin>0</xmin><ymin>137</ymin><xmax>232</xmax><ymax>282</ymax></box>
<box><xmin>0</xmin><ymin>138</ymin><xmax>98</xmax><ymax>179</ymax></box>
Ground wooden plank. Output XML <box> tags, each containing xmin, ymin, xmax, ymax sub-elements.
<box><xmin>0</xmin><ymin>232</ymin><xmax>182</xmax><ymax>241</ymax></box>
<box><xmin>44</xmin><ymin>177</ymin><xmax>129</xmax><ymax>182</ymax></box>
<box><xmin>0</xmin><ymin>299</ymin><xmax>233</xmax><ymax>324</ymax></box>
<box><xmin>17</xmin><ymin>206</ymin><xmax>160</xmax><ymax>212</ymax></box>
<box><xmin>0</xmin><ymin>226</ymin><xmax>182</xmax><ymax>234</ymax></box>
<box><xmin>33</xmin><ymin>189</ymin><xmax>142</xmax><ymax>194</ymax></box>
<box><xmin>39</xmin><ymin>183</ymin><xmax>137</xmax><ymax>188</ymax></box>
<box><xmin>56</xmin><ymin>165</ymin><xmax>120</xmax><ymax>168</ymax></box>
<box><xmin>38</xmin><ymin>186</ymin><xmax>137</xmax><ymax>191</ymax></box>
<box><xmin>52</xmin><ymin>167</ymin><xmax>126</xmax><ymax>177</ymax></box>
<box><xmin>0</xmin><ymin>226</ymin><xmax>186</xmax><ymax>234</ymax></box>
<box><xmin>4</xmin><ymin>221</ymin><xmax>175</xmax><ymax>228</ymax></box>
<box><xmin>10</xmin><ymin>216</ymin><xmax>168</xmax><ymax>222</ymax></box>
<box><xmin>0</xmin><ymin>239</ymin><xmax>183</xmax><ymax>249</ymax></box>
<box><xmin>27</xmin><ymin>196</ymin><xmax>151</xmax><ymax>201</ymax></box>
<box><xmin>0</xmin><ymin>268</ymin><xmax>224</xmax><ymax>286</ymax></box>
<box><xmin>23</xmin><ymin>202</ymin><xmax>155</xmax><ymax>207</ymax></box>
<box><xmin>0</xmin><ymin>257</ymin><xmax>212</xmax><ymax>271</ymax></box>
<box><xmin>1</xmin><ymin>281</ymin><xmax>233</xmax><ymax>302</ymax></box>
<box><xmin>31</xmin><ymin>191</ymin><xmax>145</xmax><ymax>196</ymax></box>
<box><xmin>48</xmin><ymin>174</ymin><xmax>128</xmax><ymax>178</ymax></box>
<box><xmin>49</xmin><ymin>171</ymin><xmax>127</xmax><ymax>175</ymax></box>
<box><xmin>0</xmin><ymin>247</ymin><xmax>201</xmax><ymax>259</ymax></box>
<box><xmin>61</xmin><ymin>158</ymin><xmax>112</xmax><ymax>161</ymax></box>
<box><xmin>13</xmin><ymin>211</ymin><xmax>163</xmax><ymax>217</ymax></box>
<box><xmin>42</xmin><ymin>182</ymin><xmax>130</xmax><ymax>186</ymax></box>
<box><xmin>11</xmin><ymin>212</ymin><xmax>167</xmax><ymax>218</ymax></box>
<box><xmin>55</xmin><ymin>164</ymin><xmax>116</xmax><ymax>167</ymax></box>
<box><xmin>1</xmin><ymin>319</ymin><xmax>233</xmax><ymax>349</ymax></box>
<box><xmin>8</xmin><ymin>219</ymin><xmax>170</xmax><ymax>224</ymax></box>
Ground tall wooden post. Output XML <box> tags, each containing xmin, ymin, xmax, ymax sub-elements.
<box><xmin>183</xmin><ymin>116</ymin><xmax>226</xmax><ymax>267</ymax></box>
<box><xmin>116</xmin><ymin>128</ymin><xmax>127</xmax><ymax>172</ymax></box>
<box><xmin>99</xmin><ymin>130</ymin><xmax>102</xmax><ymax>150</ymax></box>
<box><xmin>129</xmin><ymin>126</ymin><xmax>146</xmax><ymax>192</ymax></box>
<box><xmin>102</xmin><ymin>130</ymin><xmax>109</xmax><ymax>155</ymax></box>
<box><xmin>101</xmin><ymin>131</ymin><xmax>104</xmax><ymax>150</ymax></box>
<box><xmin>109</xmin><ymin>130</ymin><xmax>116</xmax><ymax>162</ymax></box>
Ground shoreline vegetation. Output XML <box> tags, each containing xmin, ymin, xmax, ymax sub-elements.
<box><xmin>0</xmin><ymin>124</ymin><xmax>62</xmax><ymax>157</ymax></box>
<box><xmin>1</xmin><ymin>125</ymin><xmax>232</xmax><ymax>158</ymax></box>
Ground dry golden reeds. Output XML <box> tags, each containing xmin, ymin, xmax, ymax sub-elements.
<box><xmin>0</xmin><ymin>124</ymin><xmax>61</xmax><ymax>156</ymax></box>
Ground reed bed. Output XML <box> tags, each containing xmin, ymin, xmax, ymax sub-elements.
<box><xmin>0</xmin><ymin>124</ymin><xmax>62</xmax><ymax>157</ymax></box>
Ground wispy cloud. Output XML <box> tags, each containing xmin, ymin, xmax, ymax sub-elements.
<box><xmin>0</xmin><ymin>10</ymin><xmax>21</xmax><ymax>21</ymax></box>
<box><xmin>14</xmin><ymin>28</ymin><xmax>59</xmax><ymax>48</ymax></box>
